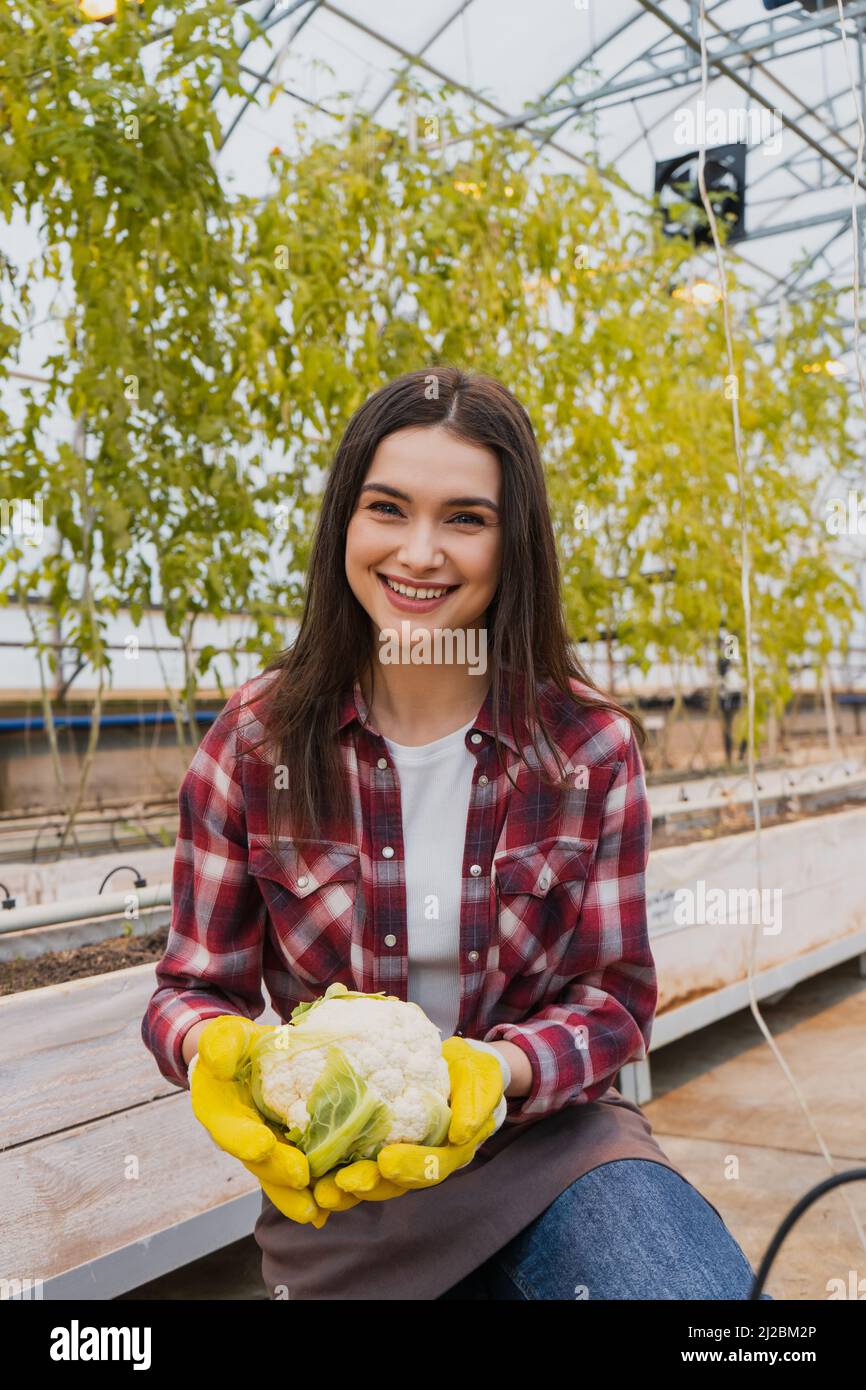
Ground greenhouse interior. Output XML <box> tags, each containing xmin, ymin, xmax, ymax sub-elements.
<box><xmin>2</xmin><ymin>0</ymin><xmax>866</xmax><ymax>1335</ymax></box>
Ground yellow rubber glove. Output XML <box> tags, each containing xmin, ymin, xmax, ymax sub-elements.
<box><xmin>376</xmin><ymin>1037</ymin><xmax>503</xmax><ymax>1188</ymax></box>
<box><xmin>189</xmin><ymin>1015</ymin><xmax>330</xmax><ymax>1229</ymax></box>
<box><xmin>320</xmin><ymin>1035</ymin><xmax>505</xmax><ymax>1203</ymax></box>
<box><xmin>312</xmin><ymin>1161</ymin><xmax>405</xmax><ymax>1211</ymax></box>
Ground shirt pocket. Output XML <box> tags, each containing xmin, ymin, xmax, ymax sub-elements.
<box><xmin>248</xmin><ymin>837</ymin><xmax>360</xmax><ymax>986</ymax></box>
<box><xmin>493</xmin><ymin>837</ymin><xmax>596</xmax><ymax>976</ymax></box>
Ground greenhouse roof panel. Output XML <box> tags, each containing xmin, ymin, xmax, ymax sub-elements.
<box><xmin>211</xmin><ymin>0</ymin><xmax>866</xmax><ymax>357</ymax></box>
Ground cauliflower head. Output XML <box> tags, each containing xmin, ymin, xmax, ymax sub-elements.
<box><xmin>242</xmin><ymin>985</ymin><xmax>452</xmax><ymax>1177</ymax></box>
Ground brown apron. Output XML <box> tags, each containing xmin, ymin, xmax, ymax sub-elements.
<box><xmin>254</xmin><ymin>1084</ymin><xmax>718</xmax><ymax>1300</ymax></box>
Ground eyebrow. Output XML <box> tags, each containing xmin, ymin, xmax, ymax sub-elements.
<box><xmin>358</xmin><ymin>482</ymin><xmax>500</xmax><ymax>514</ymax></box>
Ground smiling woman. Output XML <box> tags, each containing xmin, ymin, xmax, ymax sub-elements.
<box><xmin>344</xmin><ymin>424</ymin><xmax>503</xmax><ymax>740</ymax></box>
<box><xmin>348</xmin><ymin>431</ymin><xmax>501</xmax><ymax>623</ymax></box>
<box><xmin>142</xmin><ymin>365</ymin><xmax>767</xmax><ymax>1301</ymax></box>
<box><xmin>247</xmin><ymin>365</ymin><xmax>644</xmax><ymax>843</ymax></box>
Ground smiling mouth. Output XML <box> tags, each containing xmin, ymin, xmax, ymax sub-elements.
<box><xmin>377</xmin><ymin>572</ymin><xmax>459</xmax><ymax>601</ymax></box>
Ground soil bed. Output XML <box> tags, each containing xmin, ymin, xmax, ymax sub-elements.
<box><xmin>653</xmin><ymin>792</ymin><xmax>866</xmax><ymax>848</ymax></box>
<box><xmin>0</xmin><ymin>924</ymin><xmax>169</xmax><ymax>996</ymax></box>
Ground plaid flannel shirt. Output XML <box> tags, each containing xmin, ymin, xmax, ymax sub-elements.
<box><xmin>141</xmin><ymin>667</ymin><xmax>657</xmax><ymax>1125</ymax></box>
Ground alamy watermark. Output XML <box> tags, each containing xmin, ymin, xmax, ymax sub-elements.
<box><xmin>0</xmin><ymin>496</ymin><xmax>43</xmax><ymax>546</ymax></box>
<box><xmin>826</xmin><ymin>1269</ymin><xmax>866</xmax><ymax>1299</ymax></box>
<box><xmin>825</xmin><ymin>489</ymin><xmax>866</xmax><ymax>535</ymax></box>
<box><xmin>673</xmin><ymin>101</ymin><xmax>783</xmax><ymax>156</ymax></box>
<box><xmin>49</xmin><ymin>1321</ymin><xmax>151</xmax><ymax>1369</ymax></box>
<box><xmin>378</xmin><ymin>621</ymin><xmax>487</xmax><ymax>675</ymax></box>
<box><xmin>1</xmin><ymin>1276</ymin><xmax>43</xmax><ymax>1299</ymax></box>
<box><xmin>674</xmin><ymin>879</ymin><xmax>782</xmax><ymax>935</ymax></box>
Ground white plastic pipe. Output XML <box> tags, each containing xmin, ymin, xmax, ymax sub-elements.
<box><xmin>0</xmin><ymin>884</ymin><xmax>172</xmax><ymax>934</ymax></box>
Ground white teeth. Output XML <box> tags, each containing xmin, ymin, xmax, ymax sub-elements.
<box><xmin>383</xmin><ymin>576</ymin><xmax>450</xmax><ymax>600</ymax></box>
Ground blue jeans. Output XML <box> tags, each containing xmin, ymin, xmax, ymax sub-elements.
<box><xmin>438</xmin><ymin>1158</ymin><xmax>772</xmax><ymax>1300</ymax></box>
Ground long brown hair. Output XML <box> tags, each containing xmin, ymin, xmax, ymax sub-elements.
<box><xmin>244</xmin><ymin>366</ymin><xmax>644</xmax><ymax>849</ymax></box>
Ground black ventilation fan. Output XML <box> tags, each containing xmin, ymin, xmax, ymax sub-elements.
<box><xmin>654</xmin><ymin>143</ymin><xmax>746</xmax><ymax>246</ymax></box>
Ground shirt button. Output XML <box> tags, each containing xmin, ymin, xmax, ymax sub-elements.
<box><xmin>377</xmin><ymin>758</ymin><xmax>388</xmax><ymax>770</ymax></box>
<box><xmin>470</xmin><ymin>732</ymin><xmax>483</xmax><ymax>745</ymax></box>
<box><xmin>478</xmin><ymin>774</ymin><xmax>489</xmax><ymax>786</ymax></box>
<box><xmin>469</xmin><ymin>863</ymin><xmax>482</xmax><ymax>876</ymax></box>
<box><xmin>384</xmin><ymin>933</ymin><xmax>397</xmax><ymax>947</ymax></box>
<box><xmin>468</xmin><ymin>950</ymin><xmax>479</xmax><ymax>962</ymax></box>
<box><xmin>382</xmin><ymin>846</ymin><xmax>394</xmax><ymax>858</ymax></box>
<box><xmin>297</xmin><ymin>875</ymin><xmax>309</xmax><ymax>888</ymax></box>
<box><xmin>539</xmin><ymin>870</ymin><xmax>551</xmax><ymax>890</ymax></box>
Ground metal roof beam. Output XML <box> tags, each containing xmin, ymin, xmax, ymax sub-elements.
<box><xmin>537</xmin><ymin>6</ymin><xmax>666</xmax><ymax>105</ymax></box>
<box><xmin>635</xmin><ymin>0</ymin><xmax>866</xmax><ymax>193</ymax></box>
<box><xmin>649</xmin><ymin>0</ymin><xmax>866</xmax><ymax>68</ymax></box>
<box><xmin>551</xmin><ymin>21</ymin><xmax>863</xmax><ymax>174</ymax></box>
<box><xmin>607</xmin><ymin>41</ymin><xmax>859</xmax><ymax>165</ymax></box>
<box><xmin>367</xmin><ymin>0</ymin><xmax>479</xmax><ymax>120</ymax></box>
<box><xmin>564</xmin><ymin>18</ymin><xmax>862</xmax><ymax>146</ymax></box>
<box><xmin>740</xmin><ymin>205</ymin><xmax>866</xmax><ymax>242</ymax></box>
<box><xmin>468</xmin><ymin>0</ymin><xmax>732</xmax><ymax>136</ymax></box>
<box><xmin>218</xmin><ymin>0</ymin><xmax>324</xmax><ymax>149</ymax></box>
<box><xmin>748</xmin><ymin>80</ymin><xmax>865</xmax><ymax>197</ymax></box>
<box><xmin>643</xmin><ymin>23</ymin><xmax>857</xmax><ymax>83</ymax></box>
<box><xmin>756</xmin><ymin>218</ymin><xmax>853</xmax><ymax>307</ymax></box>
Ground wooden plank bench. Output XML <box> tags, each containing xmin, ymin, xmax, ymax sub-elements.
<box><xmin>0</xmin><ymin>963</ymin><xmax>280</xmax><ymax>1299</ymax></box>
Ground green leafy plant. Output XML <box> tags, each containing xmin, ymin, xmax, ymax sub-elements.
<box><xmin>0</xmin><ymin>1</ymin><xmax>859</xmax><ymax>814</ymax></box>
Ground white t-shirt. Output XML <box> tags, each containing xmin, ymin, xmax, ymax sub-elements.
<box><xmin>381</xmin><ymin>716</ymin><xmax>477</xmax><ymax>1040</ymax></box>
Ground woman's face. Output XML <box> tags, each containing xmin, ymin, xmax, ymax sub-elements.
<box><xmin>345</xmin><ymin>425</ymin><xmax>503</xmax><ymax>636</ymax></box>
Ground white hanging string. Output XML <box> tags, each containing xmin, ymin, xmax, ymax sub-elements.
<box><xmin>835</xmin><ymin>0</ymin><xmax>866</xmax><ymax>420</ymax></box>
<box><xmin>696</xmin><ymin>0</ymin><xmax>866</xmax><ymax>1256</ymax></box>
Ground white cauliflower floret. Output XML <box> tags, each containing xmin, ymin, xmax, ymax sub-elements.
<box><xmin>389</xmin><ymin>1088</ymin><xmax>440</xmax><ymax>1142</ymax></box>
<box><xmin>366</xmin><ymin>1065</ymin><xmax>406</xmax><ymax>1102</ymax></box>
<box><xmin>252</xmin><ymin>987</ymin><xmax>452</xmax><ymax>1149</ymax></box>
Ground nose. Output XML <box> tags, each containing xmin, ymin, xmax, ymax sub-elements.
<box><xmin>394</xmin><ymin>519</ymin><xmax>445</xmax><ymax>574</ymax></box>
